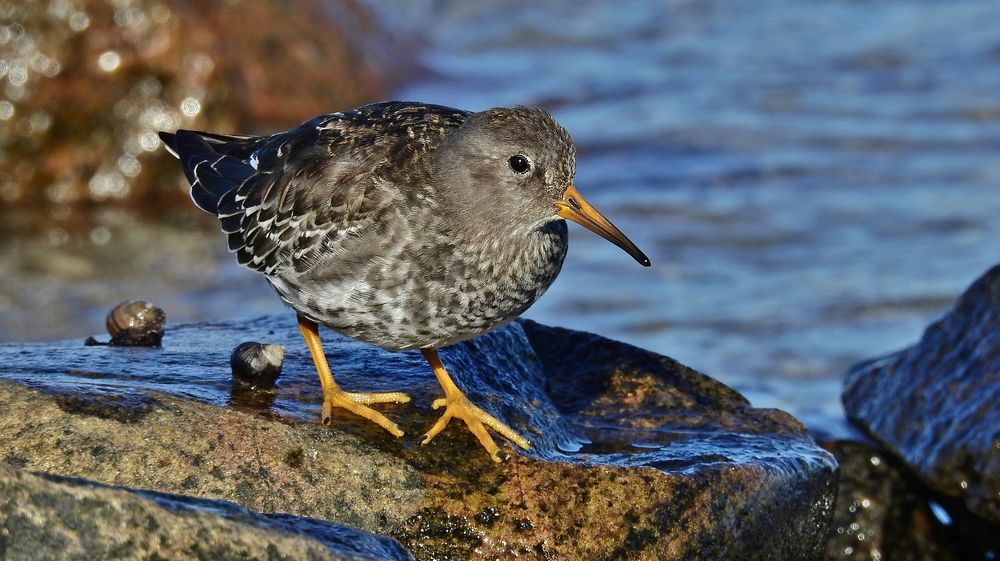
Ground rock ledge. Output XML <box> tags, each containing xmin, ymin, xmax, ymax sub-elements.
<box><xmin>0</xmin><ymin>316</ymin><xmax>837</xmax><ymax>560</ymax></box>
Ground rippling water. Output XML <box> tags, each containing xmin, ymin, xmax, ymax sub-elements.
<box><xmin>3</xmin><ymin>0</ymin><xmax>1000</xmax><ymax>438</ymax></box>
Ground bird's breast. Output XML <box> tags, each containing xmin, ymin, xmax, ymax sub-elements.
<box><xmin>445</xmin><ymin>217</ymin><xmax>568</xmax><ymax>333</ymax></box>
<box><xmin>268</xmin><ymin>217</ymin><xmax>568</xmax><ymax>350</ymax></box>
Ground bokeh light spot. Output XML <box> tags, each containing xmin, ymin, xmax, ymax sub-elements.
<box><xmin>181</xmin><ymin>97</ymin><xmax>200</xmax><ymax>116</ymax></box>
<box><xmin>98</xmin><ymin>51</ymin><xmax>121</xmax><ymax>73</ymax></box>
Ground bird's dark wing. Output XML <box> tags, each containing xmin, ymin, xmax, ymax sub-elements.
<box><xmin>160</xmin><ymin>102</ymin><xmax>469</xmax><ymax>275</ymax></box>
<box><xmin>158</xmin><ymin>130</ymin><xmax>263</xmax><ymax>215</ymax></box>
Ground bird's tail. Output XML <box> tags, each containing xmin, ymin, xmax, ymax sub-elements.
<box><xmin>158</xmin><ymin>130</ymin><xmax>259</xmax><ymax>215</ymax></box>
<box><xmin>157</xmin><ymin>130</ymin><xmax>181</xmax><ymax>158</ymax></box>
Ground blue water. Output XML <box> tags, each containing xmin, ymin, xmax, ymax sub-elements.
<box><xmin>368</xmin><ymin>0</ymin><xmax>1000</xmax><ymax>435</ymax></box>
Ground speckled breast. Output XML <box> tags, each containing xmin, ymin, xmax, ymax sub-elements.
<box><xmin>268</xmin><ymin>219</ymin><xmax>568</xmax><ymax>351</ymax></box>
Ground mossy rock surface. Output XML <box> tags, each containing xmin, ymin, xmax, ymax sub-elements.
<box><xmin>0</xmin><ymin>464</ymin><xmax>413</xmax><ymax>561</ymax></box>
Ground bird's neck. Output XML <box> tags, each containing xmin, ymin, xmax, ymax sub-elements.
<box><xmin>451</xmin><ymin>216</ymin><xmax>569</xmax><ymax>281</ymax></box>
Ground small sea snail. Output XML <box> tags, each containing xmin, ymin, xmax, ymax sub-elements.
<box><xmin>106</xmin><ymin>300</ymin><xmax>166</xmax><ymax>347</ymax></box>
<box><xmin>230</xmin><ymin>342</ymin><xmax>285</xmax><ymax>388</ymax></box>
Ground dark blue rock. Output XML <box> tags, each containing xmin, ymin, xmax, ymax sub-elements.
<box><xmin>844</xmin><ymin>264</ymin><xmax>1000</xmax><ymax>524</ymax></box>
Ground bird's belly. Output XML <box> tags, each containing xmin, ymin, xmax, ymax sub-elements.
<box><xmin>267</xmin><ymin>228</ymin><xmax>567</xmax><ymax>351</ymax></box>
<box><xmin>269</xmin><ymin>266</ymin><xmax>559</xmax><ymax>351</ymax></box>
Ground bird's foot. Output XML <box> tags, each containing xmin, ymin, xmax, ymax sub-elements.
<box><xmin>421</xmin><ymin>393</ymin><xmax>530</xmax><ymax>462</ymax></box>
<box><xmin>321</xmin><ymin>389</ymin><xmax>410</xmax><ymax>437</ymax></box>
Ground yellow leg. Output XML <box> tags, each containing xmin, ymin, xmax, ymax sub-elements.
<box><xmin>297</xmin><ymin>315</ymin><xmax>410</xmax><ymax>436</ymax></box>
<box><xmin>420</xmin><ymin>348</ymin><xmax>530</xmax><ymax>462</ymax></box>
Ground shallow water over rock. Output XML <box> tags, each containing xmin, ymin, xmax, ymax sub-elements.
<box><xmin>0</xmin><ymin>316</ymin><xmax>836</xmax><ymax>560</ymax></box>
<box><xmin>0</xmin><ymin>316</ymin><xmax>833</xmax><ymax>475</ymax></box>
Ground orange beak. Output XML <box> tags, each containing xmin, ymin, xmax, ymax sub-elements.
<box><xmin>555</xmin><ymin>185</ymin><xmax>651</xmax><ymax>267</ymax></box>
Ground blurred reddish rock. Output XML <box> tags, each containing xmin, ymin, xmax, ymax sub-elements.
<box><xmin>0</xmin><ymin>0</ymin><xmax>407</xmax><ymax>208</ymax></box>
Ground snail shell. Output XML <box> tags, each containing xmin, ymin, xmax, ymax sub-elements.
<box><xmin>106</xmin><ymin>300</ymin><xmax>166</xmax><ymax>347</ymax></box>
<box><xmin>230</xmin><ymin>342</ymin><xmax>284</xmax><ymax>388</ymax></box>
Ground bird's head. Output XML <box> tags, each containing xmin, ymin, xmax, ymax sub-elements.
<box><xmin>437</xmin><ymin>106</ymin><xmax>650</xmax><ymax>266</ymax></box>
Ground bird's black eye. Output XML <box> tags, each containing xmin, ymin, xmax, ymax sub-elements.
<box><xmin>508</xmin><ymin>155</ymin><xmax>531</xmax><ymax>174</ymax></box>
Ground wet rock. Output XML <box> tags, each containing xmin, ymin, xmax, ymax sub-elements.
<box><xmin>0</xmin><ymin>316</ymin><xmax>837</xmax><ymax>560</ymax></box>
<box><xmin>0</xmin><ymin>0</ymin><xmax>406</xmax><ymax>207</ymax></box>
<box><xmin>843</xmin><ymin>264</ymin><xmax>1000</xmax><ymax>523</ymax></box>
<box><xmin>822</xmin><ymin>440</ymin><xmax>961</xmax><ymax>561</ymax></box>
<box><xmin>0</xmin><ymin>463</ymin><xmax>413</xmax><ymax>561</ymax></box>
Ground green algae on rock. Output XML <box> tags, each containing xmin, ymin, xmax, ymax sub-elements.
<box><xmin>0</xmin><ymin>316</ymin><xmax>836</xmax><ymax>560</ymax></box>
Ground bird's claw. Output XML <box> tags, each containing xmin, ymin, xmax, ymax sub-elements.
<box><xmin>421</xmin><ymin>393</ymin><xmax>530</xmax><ymax>462</ymax></box>
<box><xmin>321</xmin><ymin>389</ymin><xmax>408</xmax><ymax>437</ymax></box>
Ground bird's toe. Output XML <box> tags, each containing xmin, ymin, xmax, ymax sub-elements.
<box><xmin>421</xmin><ymin>393</ymin><xmax>530</xmax><ymax>463</ymax></box>
<box><xmin>321</xmin><ymin>390</ymin><xmax>406</xmax><ymax>437</ymax></box>
<box><xmin>343</xmin><ymin>390</ymin><xmax>411</xmax><ymax>405</ymax></box>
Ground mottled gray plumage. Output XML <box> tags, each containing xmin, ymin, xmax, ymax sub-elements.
<box><xmin>160</xmin><ymin>101</ymin><xmax>576</xmax><ymax>351</ymax></box>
